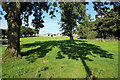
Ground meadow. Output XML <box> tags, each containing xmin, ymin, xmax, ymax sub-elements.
<box><xmin>2</xmin><ymin>36</ymin><xmax>118</xmax><ymax>78</ymax></box>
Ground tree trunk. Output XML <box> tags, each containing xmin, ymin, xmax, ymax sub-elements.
<box><xmin>111</xmin><ymin>34</ymin><xmax>115</xmax><ymax>40</ymax></box>
<box><xmin>69</xmin><ymin>30</ymin><xmax>74</xmax><ymax>43</ymax></box>
<box><xmin>70</xmin><ymin>34</ymin><xmax>74</xmax><ymax>43</ymax></box>
<box><xmin>3</xmin><ymin>2</ymin><xmax>22</xmax><ymax>58</ymax></box>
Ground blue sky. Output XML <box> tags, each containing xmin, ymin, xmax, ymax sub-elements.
<box><xmin>0</xmin><ymin>2</ymin><xmax>113</xmax><ymax>34</ymax></box>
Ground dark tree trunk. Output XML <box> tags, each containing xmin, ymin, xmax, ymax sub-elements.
<box><xmin>3</xmin><ymin>2</ymin><xmax>22</xmax><ymax>58</ymax></box>
<box><xmin>69</xmin><ymin>30</ymin><xmax>74</xmax><ymax>43</ymax></box>
<box><xmin>70</xmin><ymin>34</ymin><xmax>74</xmax><ymax>43</ymax></box>
<box><xmin>2</xmin><ymin>29</ymin><xmax>6</xmax><ymax>38</ymax></box>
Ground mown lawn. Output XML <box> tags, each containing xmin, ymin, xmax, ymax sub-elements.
<box><xmin>2</xmin><ymin>36</ymin><xmax>118</xmax><ymax>78</ymax></box>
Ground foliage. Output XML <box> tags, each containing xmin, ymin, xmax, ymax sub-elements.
<box><xmin>75</xmin><ymin>15</ymin><xmax>97</xmax><ymax>39</ymax></box>
<box><xmin>94</xmin><ymin>8</ymin><xmax>120</xmax><ymax>39</ymax></box>
<box><xmin>2</xmin><ymin>2</ymin><xmax>58</xmax><ymax>28</ymax></box>
<box><xmin>92</xmin><ymin>2</ymin><xmax>120</xmax><ymax>18</ymax></box>
<box><xmin>92</xmin><ymin>2</ymin><xmax>120</xmax><ymax>39</ymax></box>
<box><xmin>20</xmin><ymin>26</ymin><xmax>39</xmax><ymax>37</ymax></box>
<box><xmin>58</xmin><ymin>2</ymin><xmax>88</xmax><ymax>42</ymax></box>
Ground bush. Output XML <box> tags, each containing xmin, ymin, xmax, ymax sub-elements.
<box><xmin>20</xmin><ymin>26</ymin><xmax>39</xmax><ymax>37</ymax></box>
<box><xmin>86</xmin><ymin>31</ymin><xmax>98</xmax><ymax>39</ymax></box>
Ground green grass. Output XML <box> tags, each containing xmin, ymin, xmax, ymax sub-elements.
<box><xmin>2</xmin><ymin>36</ymin><xmax>118</xmax><ymax>78</ymax></box>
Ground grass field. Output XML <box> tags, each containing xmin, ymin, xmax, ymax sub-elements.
<box><xmin>2</xmin><ymin>36</ymin><xmax>118</xmax><ymax>78</ymax></box>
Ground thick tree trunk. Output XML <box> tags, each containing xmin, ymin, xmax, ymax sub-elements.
<box><xmin>3</xmin><ymin>2</ymin><xmax>22</xmax><ymax>58</ymax></box>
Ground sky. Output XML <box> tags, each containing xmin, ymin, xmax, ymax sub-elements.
<box><xmin>0</xmin><ymin>2</ymin><xmax>113</xmax><ymax>34</ymax></box>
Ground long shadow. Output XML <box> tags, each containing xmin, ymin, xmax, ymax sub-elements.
<box><xmin>21</xmin><ymin>40</ymin><xmax>114</xmax><ymax>77</ymax></box>
<box><xmin>21</xmin><ymin>41</ymin><xmax>54</xmax><ymax>62</ymax></box>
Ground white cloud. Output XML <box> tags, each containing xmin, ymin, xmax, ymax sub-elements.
<box><xmin>1</xmin><ymin>20</ymin><xmax>7</xmax><ymax>29</ymax></box>
<box><xmin>44</xmin><ymin>20</ymin><xmax>60</xmax><ymax>28</ymax></box>
<box><xmin>28</xmin><ymin>25</ymin><xmax>34</xmax><ymax>29</ymax></box>
<box><xmin>40</xmin><ymin>29</ymin><xmax>47</xmax><ymax>32</ymax></box>
<box><xmin>98</xmin><ymin>16</ymin><xmax>101</xmax><ymax>18</ymax></box>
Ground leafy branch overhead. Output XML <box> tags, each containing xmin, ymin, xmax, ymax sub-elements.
<box><xmin>2</xmin><ymin>2</ymin><xmax>58</xmax><ymax>29</ymax></box>
<box><xmin>94</xmin><ymin>8</ymin><xmax>120</xmax><ymax>38</ymax></box>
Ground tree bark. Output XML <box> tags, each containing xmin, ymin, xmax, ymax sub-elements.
<box><xmin>3</xmin><ymin>2</ymin><xmax>22</xmax><ymax>58</ymax></box>
<box><xmin>70</xmin><ymin>34</ymin><xmax>74</xmax><ymax>43</ymax></box>
<box><xmin>69</xmin><ymin>29</ymin><xmax>74</xmax><ymax>43</ymax></box>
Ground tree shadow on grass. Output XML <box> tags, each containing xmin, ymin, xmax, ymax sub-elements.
<box><xmin>21</xmin><ymin>42</ymin><xmax>53</xmax><ymax>63</ymax></box>
<box><xmin>21</xmin><ymin>40</ymin><xmax>114</xmax><ymax>77</ymax></box>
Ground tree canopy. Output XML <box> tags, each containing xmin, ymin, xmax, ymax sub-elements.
<box><xmin>59</xmin><ymin>2</ymin><xmax>88</xmax><ymax>42</ymax></box>
<box><xmin>20</xmin><ymin>26</ymin><xmax>39</xmax><ymax>37</ymax></box>
<box><xmin>75</xmin><ymin>14</ymin><xmax>97</xmax><ymax>39</ymax></box>
<box><xmin>94</xmin><ymin>7</ymin><xmax>120</xmax><ymax>39</ymax></box>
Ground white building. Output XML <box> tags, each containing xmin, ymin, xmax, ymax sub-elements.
<box><xmin>39</xmin><ymin>33</ymin><xmax>64</xmax><ymax>37</ymax></box>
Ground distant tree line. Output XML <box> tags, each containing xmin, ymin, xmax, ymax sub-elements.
<box><xmin>20</xmin><ymin>26</ymin><xmax>39</xmax><ymax>37</ymax></box>
<box><xmin>1</xmin><ymin>26</ymin><xmax>39</xmax><ymax>38</ymax></box>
